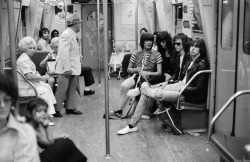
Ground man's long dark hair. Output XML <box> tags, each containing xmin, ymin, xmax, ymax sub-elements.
<box><xmin>140</xmin><ymin>33</ymin><xmax>154</xmax><ymax>49</ymax></box>
<box><xmin>173</xmin><ymin>33</ymin><xmax>190</xmax><ymax>54</ymax></box>
<box><xmin>191</xmin><ymin>38</ymin><xmax>208</xmax><ymax>60</ymax></box>
<box><xmin>157</xmin><ymin>31</ymin><xmax>173</xmax><ymax>57</ymax></box>
<box><xmin>39</xmin><ymin>27</ymin><xmax>50</xmax><ymax>38</ymax></box>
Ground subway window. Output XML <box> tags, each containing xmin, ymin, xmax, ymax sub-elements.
<box><xmin>243</xmin><ymin>0</ymin><xmax>250</xmax><ymax>54</ymax></box>
<box><xmin>175</xmin><ymin>4</ymin><xmax>183</xmax><ymax>34</ymax></box>
<box><xmin>21</xmin><ymin>6</ymin><xmax>26</xmax><ymax>36</ymax></box>
<box><xmin>221</xmin><ymin>0</ymin><xmax>234</xmax><ymax>50</ymax></box>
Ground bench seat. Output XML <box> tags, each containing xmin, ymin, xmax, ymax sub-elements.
<box><xmin>210</xmin><ymin>134</ymin><xmax>250</xmax><ymax>161</ymax></box>
<box><xmin>179</xmin><ymin>101</ymin><xmax>207</xmax><ymax>110</ymax></box>
<box><xmin>170</xmin><ymin>101</ymin><xmax>208</xmax><ymax>132</ymax></box>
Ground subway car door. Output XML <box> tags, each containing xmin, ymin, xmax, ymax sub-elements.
<box><xmin>234</xmin><ymin>0</ymin><xmax>250</xmax><ymax>136</ymax></box>
<box><xmin>214</xmin><ymin>0</ymin><xmax>239</xmax><ymax>135</ymax></box>
<box><xmin>81</xmin><ymin>4</ymin><xmax>112</xmax><ymax>70</ymax></box>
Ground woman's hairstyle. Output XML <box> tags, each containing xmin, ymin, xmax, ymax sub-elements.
<box><xmin>140</xmin><ymin>32</ymin><xmax>154</xmax><ymax>49</ymax></box>
<box><xmin>26</xmin><ymin>98</ymin><xmax>48</xmax><ymax>121</ymax></box>
<box><xmin>157</xmin><ymin>31</ymin><xmax>173</xmax><ymax>57</ymax></box>
<box><xmin>51</xmin><ymin>37</ymin><xmax>59</xmax><ymax>47</ymax></box>
<box><xmin>173</xmin><ymin>33</ymin><xmax>190</xmax><ymax>53</ymax></box>
<box><xmin>191</xmin><ymin>37</ymin><xmax>208</xmax><ymax>59</ymax></box>
<box><xmin>39</xmin><ymin>27</ymin><xmax>50</xmax><ymax>38</ymax></box>
<box><xmin>51</xmin><ymin>29</ymin><xmax>59</xmax><ymax>39</ymax></box>
<box><xmin>140</xmin><ymin>28</ymin><xmax>148</xmax><ymax>35</ymax></box>
<box><xmin>18</xmin><ymin>36</ymin><xmax>37</xmax><ymax>52</ymax></box>
<box><xmin>0</xmin><ymin>72</ymin><xmax>18</xmax><ymax>105</ymax></box>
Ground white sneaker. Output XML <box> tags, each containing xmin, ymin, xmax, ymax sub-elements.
<box><xmin>48</xmin><ymin>122</ymin><xmax>55</xmax><ymax>126</ymax></box>
<box><xmin>127</xmin><ymin>88</ymin><xmax>140</xmax><ymax>97</ymax></box>
<box><xmin>141</xmin><ymin>115</ymin><xmax>150</xmax><ymax>120</ymax></box>
<box><xmin>117</xmin><ymin>126</ymin><xmax>138</xmax><ymax>135</ymax></box>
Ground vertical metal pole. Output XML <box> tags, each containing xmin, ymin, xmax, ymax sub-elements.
<box><xmin>153</xmin><ymin>1</ymin><xmax>157</xmax><ymax>32</ymax></box>
<box><xmin>0</xmin><ymin>1</ymin><xmax>4</xmax><ymax>73</ymax></box>
<box><xmin>135</xmin><ymin>0</ymin><xmax>139</xmax><ymax>50</ymax></box>
<box><xmin>97</xmin><ymin>0</ymin><xmax>101</xmax><ymax>85</ymax></box>
<box><xmin>7</xmin><ymin>0</ymin><xmax>17</xmax><ymax>84</ymax></box>
<box><xmin>103</xmin><ymin>0</ymin><xmax>111</xmax><ymax>159</ymax></box>
<box><xmin>64</xmin><ymin>0</ymin><xmax>67</xmax><ymax>29</ymax></box>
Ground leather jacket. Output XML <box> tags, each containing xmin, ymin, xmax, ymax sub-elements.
<box><xmin>169</xmin><ymin>52</ymin><xmax>191</xmax><ymax>82</ymax></box>
<box><xmin>183</xmin><ymin>56</ymin><xmax>210</xmax><ymax>103</ymax></box>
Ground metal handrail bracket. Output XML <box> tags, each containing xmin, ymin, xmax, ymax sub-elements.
<box><xmin>207</xmin><ymin>90</ymin><xmax>250</xmax><ymax>141</ymax></box>
<box><xmin>176</xmin><ymin>70</ymin><xmax>212</xmax><ymax>110</ymax></box>
<box><xmin>16</xmin><ymin>70</ymin><xmax>38</xmax><ymax>97</ymax></box>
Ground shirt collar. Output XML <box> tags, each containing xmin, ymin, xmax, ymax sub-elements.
<box><xmin>5</xmin><ymin>114</ymin><xmax>27</xmax><ymax>137</ymax></box>
<box><xmin>39</xmin><ymin>38</ymin><xmax>46</xmax><ymax>43</ymax></box>
<box><xmin>67</xmin><ymin>28</ymin><xmax>77</xmax><ymax>39</ymax></box>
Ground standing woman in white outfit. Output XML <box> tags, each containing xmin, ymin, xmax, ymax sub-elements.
<box><xmin>16</xmin><ymin>36</ymin><xmax>56</xmax><ymax>125</ymax></box>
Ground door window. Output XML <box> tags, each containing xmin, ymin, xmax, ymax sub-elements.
<box><xmin>87</xmin><ymin>11</ymin><xmax>104</xmax><ymax>30</ymax></box>
<box><xmin>221</xmin><ymin>0</ymin><xmax>234</xmax><ymax>50</ymax></box>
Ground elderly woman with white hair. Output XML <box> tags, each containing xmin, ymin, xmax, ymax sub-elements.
<box><xmin>16</xmin><ymin>36</ymin><xmax>56</xmax><ymax>126</ymax></box>
<box><xmin>40</xmin><ymin>37</ymin><xmax>59</xmax><ymax>67</ymax></box>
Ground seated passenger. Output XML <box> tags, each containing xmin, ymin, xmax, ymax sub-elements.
<box><xmin>17</xmin><ymin>36</ymin><xmax>56</xmax><ymax>125</ymax></box>
<box><xmin>40</xmin><ymin>37</ymin><xmax>59</xmax><ymax>90</ymax></box>
<box><xmin>51</xmin><ymin>29</ymin><xmax>59</xmax><ymax>39</ymax></box>
<box><xmin>75</xmin><ymin>35</ymin><xmax>95</xmax><ymax>95</ymax></box>
<box><xmin>121</xmin><ymin>28</ymin><xmax>148</xmax><ymax>79</ymax></box>
<box><xmin>146</xmin><ymin>31</ymin><xmax>175</xmax><ymax>116</ymax></box>
<box><xmin>154</xmin><ymin>33</ymin><xmax>191</xmax><ymax>114</ymax></box>
<box><xmin>117</xmin><ymin>38</ymin><xmax>209</xmax><ymax>135</ymax></box>
<box><xmin>37</xmin><ymin>27</ymin><xmax>52</xmax><ymax>52</ymax></box>
<box><xmin>169</xmin><ymin>33</ymin><xmax>191</xmax><ymax>83</ymax></box>
<box><xmin>0</xmin><ymin>72</ymin><xmax>40</xmax><ymax>162</ymax></box>
<box><xmin>154</xmin><ymin>31</ymin><xmax>175</xmax><ymax>84</ymax></box>
<box><xmin>114</xmin><ymin>32</ymin><xmax>162</xmax><ymax>119</ymax></box>
<box><xmin>80</xmin><ymin>66</ymin><xmax>95</xmax><ymax>96</ymax></box>
<box><xmin>26</xmin><ymin>98</ymin><xmax>87</xmax><ymax>162</ymax></box>
<box><xmin>152</xmin><ymin>31</ymin><xmax>160</xmax><ymax>51</ymax></box>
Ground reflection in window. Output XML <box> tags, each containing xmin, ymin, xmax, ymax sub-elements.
<box><xmin>87</xmin><ymin>11</ymin><xmax>104</xmax><ymax>30</ymax></box>
<box><xmin>243</xmin><ymin>0</ymin><xmax>250</xmax><ymax>54</ymax></box>
<box><xmin>221</xmin><ymin>0</ymin><xmax>234</xmax><ymax>50</ymax></box>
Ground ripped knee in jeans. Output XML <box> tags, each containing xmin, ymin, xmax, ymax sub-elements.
<box><xmin>154</xmin><ymin>89</ymin><xmax>164</xmax><ymax>100</ymax></box>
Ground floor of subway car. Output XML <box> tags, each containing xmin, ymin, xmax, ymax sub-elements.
<box><xmin>51</xmin><ymin>71</ymin><xmax>219</xmax><ymax>162</ymax></box>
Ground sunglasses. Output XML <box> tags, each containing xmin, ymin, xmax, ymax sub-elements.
<box><xmin>28</xmin><ymin>47</ymin><xmax>36</xmax><ymax>50</ymax></box>
<box><xmin>173</xmin><ymin>42</ymin><xmax>182</xmax><ymax>46</ymax></box>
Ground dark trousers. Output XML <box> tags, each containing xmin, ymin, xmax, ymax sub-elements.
<box><xmin>40</xmin><ymin>138</ymin><xmax>87</xmax><ymax>162</ymax></box>
<box><xmin>121</xmin><ymin>54</ymin><xmax>132</xmax><ymax>76</ymax></box>
<box><xmin>80</xmin><ymin>66</ymin><xmax>95</xmax><ymax>86</ymax></box>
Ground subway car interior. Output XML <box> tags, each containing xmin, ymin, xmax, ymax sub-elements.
<box><xmin>0</xmin><ymin>0</ymin><xmax>250</xmax><ymax>161</ymax></box>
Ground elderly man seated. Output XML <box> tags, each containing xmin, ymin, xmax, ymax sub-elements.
<box><xmin>117</xmin><ymin>38</ymin><xmax>209</xmax><ymax>135</ymax></box>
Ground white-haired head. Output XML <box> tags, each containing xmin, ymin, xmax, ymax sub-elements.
<box><xmin>51</xmin><ymin>37</ymin><xmax>59</xmax><ymax>48</ymax></box>
<box><xmin>18</xmin><ymin>36</ymin><xmax>37</xmax><ymax>52</ymax></box>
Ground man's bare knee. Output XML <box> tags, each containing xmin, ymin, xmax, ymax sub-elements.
<box><xmin>154</xmin><ymin>90</ymin><xmax>164</xmax><ymax>100</ymax></box>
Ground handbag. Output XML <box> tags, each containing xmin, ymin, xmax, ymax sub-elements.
<box><xmin>46</xmin><ymin>60</ymin><xmax>56</xmax><ymax>75</ymax></box>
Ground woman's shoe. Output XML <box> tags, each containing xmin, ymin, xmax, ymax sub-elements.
<box><xmin>48</xmin><ymin>122</ymin><xmax>55</xmax><ymax>126</ymax></box>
